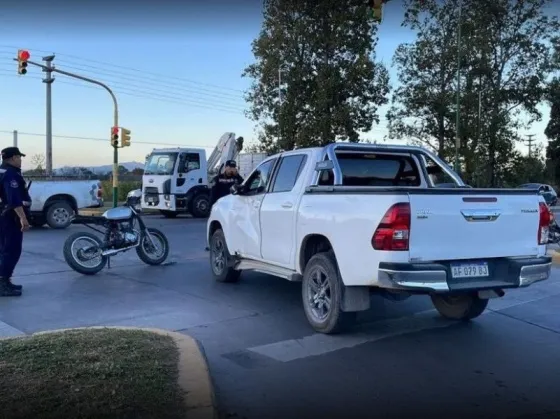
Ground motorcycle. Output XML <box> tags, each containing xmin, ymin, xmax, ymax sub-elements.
<box><xmin>63</xmin><ymin>197</ymin><xmax>169</xmax><ymax>275</ymax></box>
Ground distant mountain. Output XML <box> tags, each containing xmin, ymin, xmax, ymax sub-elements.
<box><xmin>54</xmin><ymin>161</ymin><xmax>144</xmax><ymax>175</ymax></box>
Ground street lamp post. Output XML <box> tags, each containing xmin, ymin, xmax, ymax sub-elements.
<box><xmin>278</xmin><ymin>64</ymin><xmax>288</xmax><ymax>144</ymax></box>
<box><xmin>454</xmin><ymin>0</ymin><xmax>463</xmax><ymax>173</ymax></box>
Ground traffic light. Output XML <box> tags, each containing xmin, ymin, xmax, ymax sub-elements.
<box><xmin>120</xmin><ymin>128</ymin><xmax>131</xmax><ymax>147</ymax></box>
<box><xmin>111</xmin><ymin>126</ymin><xmax>119</xmax><ymax>147</ymax></box>
<box><xmin>368</xmin><ymin>0</ymin><xmax>384</xmax><ymax>22</ymax></box>
<box><xmin>17</xmin><ymin>49</ymin><xmax>30</xmax><ymax>75</ymax></box>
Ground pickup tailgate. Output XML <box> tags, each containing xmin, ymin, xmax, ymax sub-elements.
<box><xmin>408</xmin><ymin>190</ymin><xmax>542</xmax><ymax>261</ymax></box>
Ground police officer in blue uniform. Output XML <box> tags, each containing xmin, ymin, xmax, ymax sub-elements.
<box><xmin>0</xmin><ymin>147</ymin><xmax>31</xmax><ymax>297</ymax></box>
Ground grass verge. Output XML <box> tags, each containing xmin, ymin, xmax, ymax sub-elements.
<box><xmin>0</xmin><ymin>329</ymin><xmax>186</xmax><ymax>419</ymax></box>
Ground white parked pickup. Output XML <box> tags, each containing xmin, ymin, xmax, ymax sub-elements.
<box><xmin>206</xmin><ymin>143</ymin><xmax>552</xmax><ymax>334</ymax></box>
<box><xmin>27</xmin><ymin>178</ymin><xmax>103</xmax><ymax>229</ymax></box>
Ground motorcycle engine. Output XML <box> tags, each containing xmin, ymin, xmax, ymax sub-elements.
<box><xmin>110</xmin><ymin>221</ymin><xmax>139</xmax><ymax>249</ymax></box>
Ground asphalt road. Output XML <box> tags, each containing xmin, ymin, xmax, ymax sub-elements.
<box><xmin>1</xmin><ymin>215</ymin><xmax>560</xmax><ymax>419</ymax></box>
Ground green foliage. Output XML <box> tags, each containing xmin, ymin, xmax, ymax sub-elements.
<box><xmin>244</xmin><ymin>0</ymin><xmax>390</xmax><ymax>153</ymax></box>
<box><xmin>101</xmin><ymin>180</ymin><xmax>141</xmax><ymax>202</ymax></box>
<box><xmin>389</xmin><ymin>0</ymin><xmax>559</xmax><ymax>187</ymax></box>
<box><xmin>545</xmin><ymin>36</ymin><xmax>560</xmax><ymax>184</ymax></box>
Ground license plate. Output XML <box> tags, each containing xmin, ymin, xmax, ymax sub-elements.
<box><xmin>147</xmin><ymin>197</ymin><xmax>155</xmax><ymax>202</ymax></box>
<box><xmin>451</xmin><ymin>262</ymin><xmax>489</xmax><ymax>278</ymax></box>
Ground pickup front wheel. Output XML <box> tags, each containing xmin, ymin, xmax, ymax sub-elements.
<box><xmin>210</xmin><ymin>229</ymin><xmax>241</xmax><ymax>283</ymax></box>
<box><xmin>430</xmin><ymin>293</ymin><xmax>489</xmax><ymax>321</ymax></box>
<box><xmin>302</xmin><ymin>251</ymin><xmax>356</xmax><ymax>334</ymax></box>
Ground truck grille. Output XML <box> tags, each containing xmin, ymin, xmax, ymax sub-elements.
<box><xmin>143</xmin><ymin>187</ymin><xmax>159</xmax><ymax>205</ymax></box>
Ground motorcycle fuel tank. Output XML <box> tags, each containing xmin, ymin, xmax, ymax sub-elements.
<box><xmin>103</xmin><ymin>207</ymin><xmax>133</xmax><ymax>221</ymax></box>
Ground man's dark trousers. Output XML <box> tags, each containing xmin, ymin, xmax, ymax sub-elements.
<box><xmin>0</xmin><ymin>214</ymin><xmax>23</xmax><ymax>279</ymax></box>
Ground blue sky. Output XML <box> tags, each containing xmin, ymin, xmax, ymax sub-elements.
<box><xmin>0</xmin><ymin>2</ymin><xmax>549</xmax><ymax>170</ymax></box>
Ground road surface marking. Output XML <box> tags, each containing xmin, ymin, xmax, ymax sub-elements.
<box><xmin>247</xmin><ymin>287</ymin><xmax>560</xmax><ymax>363</ymax></box>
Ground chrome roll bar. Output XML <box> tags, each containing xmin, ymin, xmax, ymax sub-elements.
<box><xmin>310</xmin><ymin>142</ymin><xmax>465</xmax><ymax>187</ymax></box>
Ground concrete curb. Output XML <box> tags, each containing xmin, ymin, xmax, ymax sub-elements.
<box><xmin>6</xmin><ymin>326</ymin><xmax>217</xmax><ymax>419</ymax></box>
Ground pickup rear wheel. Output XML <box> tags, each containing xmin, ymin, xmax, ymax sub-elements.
<box><xmin>210</xmin><ymin>229</ymin><xmax>241</xmax><ymax>283</ymax></box>
<box><xmin>302</xmin><ymin>251</ymin><xmax>356</xmax><ymax>334</ymax></box>
<box><xmin>430</xmin><ymin>293</ymin><xmax>489</xmax><ymax>321</ymax></box>
<box><xmin>46</xmin><ymin>201</ymin><xmax>74</xmax><ymax>229</ymax></box>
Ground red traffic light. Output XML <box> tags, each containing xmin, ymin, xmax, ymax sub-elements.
<box><xmin>111</xmin><ymin>126</ymin><xmax>119</xmax><ymax>135</ymax></box>
<box><xmin>18</xmin><ymin>50</ymin><xmax>30</xmax><ymax>61</ymax></box>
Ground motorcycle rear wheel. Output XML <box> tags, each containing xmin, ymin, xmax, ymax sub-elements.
<box><xmin>63</xmin><ymin>231</ymin><xmax>107</xmax><ymax>275</ymax></box>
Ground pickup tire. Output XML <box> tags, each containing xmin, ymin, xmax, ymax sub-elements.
<box><xmin>46</xmin><ymin>201</ymin><xmax>74</xmax><ymax>229</ymax></box>
<box><xmin>302</xmin><ymin>251</ymin><xmax>356</xmax><ymax>334</ymax></box>
<box><xmin>430</xmin><ymin>293</ymin><xmax>489</xmax><ymax>321</ymax></box>
<box><xmin>209</xmin><ymin>229</ymin><xmax>241</xmax><ymax>283</ymax></box>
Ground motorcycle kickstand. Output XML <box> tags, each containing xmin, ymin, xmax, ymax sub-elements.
<box><xmin>107</xmin><ymin>256</ymin><xmax>111</xmax><ymax>269</ymax></box>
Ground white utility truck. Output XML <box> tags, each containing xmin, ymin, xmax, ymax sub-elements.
<box><xmin>26</xmin><ymin>178</ymin><xmax>103</xmax><ymax>229</ymax></box>
<box><xmin>137</xmin><ymin>132</ymin><xmax>265</xmax><ymax>218</ymax></box>
<box><xmin>207</xmin><ymin>142</ymin><xmax>552</xmax><ymax>334</ymax></box>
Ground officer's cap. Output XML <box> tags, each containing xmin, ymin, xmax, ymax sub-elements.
<box><xmin>225</xmin><ymin>160</ymin><xmax>237</xmax><ymax>168</ymax></box>
<box><xmin>1</xmin><ymin>147</ymin><xmax>26</xmax><ymax>160</ymax></box>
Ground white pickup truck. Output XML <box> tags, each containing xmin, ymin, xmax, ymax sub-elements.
<box><xmin>27</xmin><ymin>178</ymin><xmax>103</xmax><ymax>229</ymax></box>
<box><xmin>206</xmin><ymin>143</ymin><xmax>552</xmax><ymax>334</ymax></box>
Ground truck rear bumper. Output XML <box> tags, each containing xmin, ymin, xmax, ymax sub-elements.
<box><xmin>377</xmin><ymin>256</ymin><xmax>552</xmax><ymax>293</ymax></box>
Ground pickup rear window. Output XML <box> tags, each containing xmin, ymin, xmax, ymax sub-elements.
<box><xmin>318</xmin><ymin>152</ymin><xmax>421</xmax><ymax>186</ymax></box>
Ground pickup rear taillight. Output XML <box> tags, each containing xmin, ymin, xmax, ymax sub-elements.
<box><xmin>372</xmin><ymin>203</ymin><xmax>411</xmax><ymax>251</ymax></box>
<box><xmin>538</xmin><ymin>202</ymin><xmax>550</xmax><ymax>244</ymax></box>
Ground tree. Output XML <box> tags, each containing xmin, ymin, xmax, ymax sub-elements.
<box><xmin>545</xmin><ymin>38</ymin><xmax>560</xmax><ymax>185</ymax></box>
<box><xmin>502</xmin><ymin>144</ymin><xmax>547</xmax><ymax>187</ymax></box>
<box><xmin>389</xmin><ymin>0</ymin><xmax>559</xmax><ymax>186</ymax></box>
<box><xmin>30</xmin><ymin>154</ymin><xmax>45</xmax><ymax>171</ymax></box>
<box><xmin>386</xmin><ymin>0</ymin><xmax>460</xmax><ymax>158</ymax></box>
<box><xmin>131</xmin><ymin>167</ymin><xmax>144</xmax><ymax>176</ymax></box>
<box><xmin>243</xmin><ymin>0</ymin><xmax>390</xmax><ymax>153</ymax></box>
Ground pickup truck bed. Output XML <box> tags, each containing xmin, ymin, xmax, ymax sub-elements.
<box><xmin>27</xmin><ymin>179</ymin><xmax>103</xmax><ymax>229</ymax></box>
<box><xmin>207</xmin><ymin>143</ymin><xmax>551</xmax><ymax>334</ymax></box>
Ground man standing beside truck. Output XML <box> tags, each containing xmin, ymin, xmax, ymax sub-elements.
<box><xmin>205</xmin><ymin>160</ymin><xmax>244</xmax><ymax>251</ymax></box>
<box><xmin>209</xmin><ymin>160</ymin><xmax>244</xmax><ymax>207</ymax></box>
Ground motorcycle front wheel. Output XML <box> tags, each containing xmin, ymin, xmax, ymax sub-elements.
<box><xmin>136</xmin><ymin>227</ymin><xmax>169</xmax><ymax>265</ymax></box>
<box><xmin>63</xmin><ymin>231</ymin><xmax>107</xmax><ymax>275</ymax></box>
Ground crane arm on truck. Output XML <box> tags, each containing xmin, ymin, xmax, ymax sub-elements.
<box><xmin>207</xmin><ymin>132</ymin><xmax>244</xmax><ymax>180</ymax></box>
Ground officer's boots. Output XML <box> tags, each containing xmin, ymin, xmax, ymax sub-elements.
<box><xmin>0</xmin><ymin>277</ymin><xmax>21</xmax><ymax>296</ymax></box>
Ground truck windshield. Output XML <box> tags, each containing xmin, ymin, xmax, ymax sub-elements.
<box><xmin>144</xmin><ymin>153</ymin><xmax>178</xmax><ymax>175</ymax></box>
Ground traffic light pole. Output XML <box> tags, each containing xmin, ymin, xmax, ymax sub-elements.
<box><xmin>14</xmin><ymin>58</ymin><xmax>120</xmax><ymax>207</ymax></box>
<box><xmin>43</xmin><ymin>55</ymin><xmax>55</xmax><ymax>177</ymax></box>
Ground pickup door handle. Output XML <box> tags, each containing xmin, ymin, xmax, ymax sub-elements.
<box><xmin>461</xmin><ymin>209</ymin><xmax>501</xmax><ymax>222</ymax></box>
<box><xmin>281</xmin><ymin>202</ymin><xmax>293</xmax><ymax>209</ymax></box>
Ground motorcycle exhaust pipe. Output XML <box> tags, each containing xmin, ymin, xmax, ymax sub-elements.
<box><xmin>101</xmin><ymin>242</ymin><xmax>140</xmax><ymax>256</ymax></box>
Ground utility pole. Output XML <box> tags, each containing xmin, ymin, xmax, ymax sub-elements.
<box><xmin>454</xmin><ymin>0</ymin><xmax>463</xmax><ymax>174</ymax></box>
<box><xmin>524</xmin><ymin>134</ymin><xmax>536</xmax><ymax>157</ymax></box>
<box><xmin>12</xmin><ymin>130</ymin><xmax>18</xmax><ymax>147</ymax></box>
<box><xmin>42</xmin><ymin>55</ymin><xmax>55</xmax><ymax>176</ymax></box>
